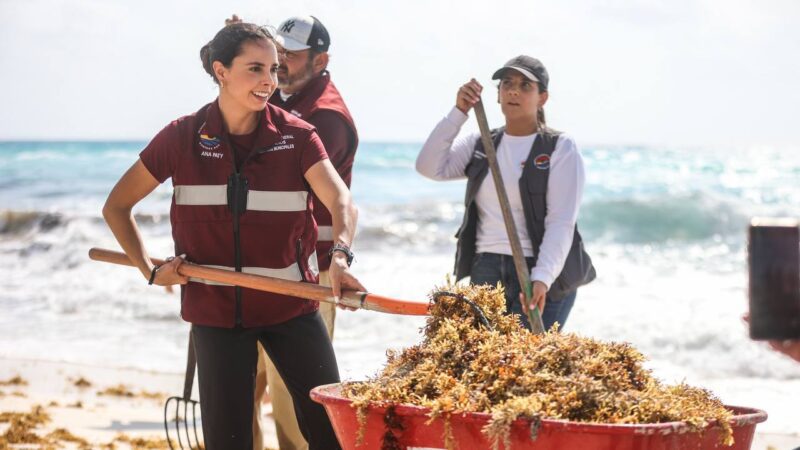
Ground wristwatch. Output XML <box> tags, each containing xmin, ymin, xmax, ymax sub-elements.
<box><xmin>328</xmin><ymin>242</ymin><xmax>354</xmax><ymax>267</ymax></box>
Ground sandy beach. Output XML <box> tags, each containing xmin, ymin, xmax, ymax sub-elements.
<box><xmin>0</xmin><ymin>357</ymin><xmax>796</xmax><ymax>449</ymax></box>
<box><xmin>0</xmin><ymin>358</ymin><xmax>277</xmax><ymax>449</ymax></box>
<box><xmin>2</xmin><ymin>0</ymin><xmax>800</xmax><ymax>448</ymax></box>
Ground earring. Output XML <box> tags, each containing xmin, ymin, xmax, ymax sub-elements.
<box><xmin>220</xmin><ymin>81</ymin><xmax>224</xmax><ymax>89</ymax></box>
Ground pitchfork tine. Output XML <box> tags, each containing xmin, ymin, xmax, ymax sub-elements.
<box><xmin>191</xmin><ymin>401</ymin><xmax>201</xmax><ymax>447</ymax></box>
<box><xmin>164</xmin><ymin>396</ymin><xmax>185</xmax><ymax>450</ymax></box>
<box><xmin>175</xmin><ymin>397</ymin><xmax>185</xmax><ymax>449</ymax></box>
<box><xmin>164</xmin><ymin>397</ymin><xmax>174</xmax><ymax>449</ymax></box>
<box><xmin>183</xmin><ymin>401</ymin><xmax>192</xmax><ymax>448</ymax></box>
<box><xmin>164</xmin><ymin>330</ymin><xmax>201</xmax><ymax>449</ymax></box>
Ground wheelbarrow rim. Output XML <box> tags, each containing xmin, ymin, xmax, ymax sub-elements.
<box><xmin>310</xmin><ymin>382</ymin><xmax>768</xmax><ymax>435</ymax></box>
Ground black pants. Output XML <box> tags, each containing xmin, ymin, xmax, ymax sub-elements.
<box><xmin>192</xmin><ymin>312</ymin><xmax>341</xmax><ymax>450</ymax></box>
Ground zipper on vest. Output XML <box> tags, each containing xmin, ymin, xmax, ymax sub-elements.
<box><xmin>227</xmin><ymin>171</ymin><xmax>248</xmax><ymax>327</ymax></box>
<box><xmin>227</xmin><ymin>137</ymin><xmax>297</xmax><ymax>325</ymax></box>
<box><xmin>228</xmin><ymin>141</ymin><xmax>274</xmax><ymax>326</ymax></box>
<box><xmin>233</xmin><ymin>188</ymin><xmax>242</xmax><ymax>328</ymax></box>
<box><xmin>220</xmin><ymin>127</ymin><xmax>276</xmax><ymax>327</ymax></box>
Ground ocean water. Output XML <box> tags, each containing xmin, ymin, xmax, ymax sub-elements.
<box><xmin>1</xmin><ymin>141</ymin><xmax>799</xmax><ymax>432</ymax></box>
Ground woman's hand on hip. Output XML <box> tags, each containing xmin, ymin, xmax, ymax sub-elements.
<box><xmin>328</xmin><ymin>254</ymin><xmax>366</xmax><ymax>311</ymax></box>
<box><xmin>456</xmin><ymin>79</ymin><xmax>483</xmax><ymax>114</ymax></box>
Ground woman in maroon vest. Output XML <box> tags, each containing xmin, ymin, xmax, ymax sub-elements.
<box><xmin>102</xmin><ymin>23</ymin><xmax>361</xmax><ymax>450</ymax></box>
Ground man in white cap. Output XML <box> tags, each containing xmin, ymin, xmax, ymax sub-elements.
<box><xmin>253</xmin><ymin>15</ymin><xmax>359</xmax><ymax>450</ymax></box>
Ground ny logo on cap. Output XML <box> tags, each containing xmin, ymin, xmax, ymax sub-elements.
<box><xmin>281</xmin><ymin>20</ymin><xmax>296</xmax><ymax>33</ymax></box>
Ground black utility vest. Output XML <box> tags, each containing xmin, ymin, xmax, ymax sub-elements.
<box><xmin>453</xmin><ymin>128</ymin><xmax>596</xmax><ymax>300</ymax></box>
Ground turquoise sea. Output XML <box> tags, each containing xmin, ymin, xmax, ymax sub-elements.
<box><xmin>1</xmin><ymin>141</ymin><xmax>799</xmax><ymax>432</ymax></box>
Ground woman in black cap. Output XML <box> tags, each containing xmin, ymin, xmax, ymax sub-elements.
<box><xmin>416</xmin><ymin>55</ymin><xmax>594</xmax><ymax>331</ymax></box>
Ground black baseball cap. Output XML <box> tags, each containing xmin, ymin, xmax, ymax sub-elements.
<box><xmin>275</xmin><ymin>15</ymin><xmax>330</xmax><ymax>52</ymax></box>
<box><xmin>492</xmin><ymin>55</ymin><xmax>549</xmax><ymax>91</ymax></box>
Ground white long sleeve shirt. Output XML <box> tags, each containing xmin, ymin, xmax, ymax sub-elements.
<box><xmin>415</xmin><ymin>106</ymin><xmax>586</xmax><ymax>289</ymax></box>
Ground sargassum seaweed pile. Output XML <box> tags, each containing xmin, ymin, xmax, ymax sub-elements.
<box><xmin>343</xmin><ymin>283</ymin><xmax>734</xmax><ymax>449</ymax></box>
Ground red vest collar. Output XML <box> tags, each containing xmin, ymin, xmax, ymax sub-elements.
<box><xmin>272</xmin><ymin>71</ymin><xmax>330</xmax><ymax>115</ymax></box>
<box><xmin>199</xmin><ymin>99</ymin><xmax>284</xmax><ymax>148</ymax></box>
<box><xmin>270</xmin><ymin>72</ymin><xmax>357</xmax><ymax>143</ymax></box>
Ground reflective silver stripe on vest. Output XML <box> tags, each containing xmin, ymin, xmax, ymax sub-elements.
<box><xmin>317</xmin><ymin>226</ymin><xmax>334</xmax><ymax>241</ymax></box>
<box><xmin>174</xmin><ymin>185</ymin><xmax>307</xmax><ymax>211</ymax></box>
<box><xmin>308</xmin><ymin>251</ymin><xmax>319</xmax><ymax>277</ymax></box>
<box><xmin>247</xmin><ymin>191</ymin><xmax>307</xmax><ymax>212</ymax></box>
<box><xmin>189</xmin><ymin>253</ymin><xmax>319</xmax><ymax>286</ymax></box>
<box><xmin>174</xmin><ymin>185</ymin><xmax>227</xmax><ymax>205</ymax></box>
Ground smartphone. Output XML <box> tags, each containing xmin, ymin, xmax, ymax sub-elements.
<box><xmin>748</xmin><ymin>218</ymin><xmax>800</xmax><ymax>340</ymax></box>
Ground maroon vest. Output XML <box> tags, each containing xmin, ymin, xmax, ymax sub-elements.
<box><xmin>169</xmin><ymin>101</ymin><xmax>320</xmax><ymax>328</ymax></box>
<box><xmin>271</xmin><ymin>72</ymin><xmax>358</xmax><ymax>269</ymax></box>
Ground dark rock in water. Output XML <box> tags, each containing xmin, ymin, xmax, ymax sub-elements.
<box><xmin>0</xmin><ymin>211</ymin><xmax>37</xmax><ymax>234</ymax></box>
<box><xmin>38</xmin><ymin>214</ymin><xmax>63</xmax><ymax>232</ymax></box>
<box><xmin>20</xmin><ymin>242</ymin><xmax>53</xmax><ymax>257</ymax></box>
<box><xmin>0</xmin><ymin>211</ymin><xmax>64</xmax><ymax>235</ymax></box>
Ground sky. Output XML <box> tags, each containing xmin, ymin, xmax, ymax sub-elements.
<box><xmin>0</xmin><ymin>0</ymin><xmax>798</xmax><ymax>148</ymax></box>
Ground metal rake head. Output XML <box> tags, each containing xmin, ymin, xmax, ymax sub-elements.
<box><xmin>164</xmin><ymin>395</ymin><xmax>202</xmax><ymax>450</ymax></box>
<box><xmin>165</xmin><ymin>329</ymin><xmax>203</xmax><ymax>449</ymax></box>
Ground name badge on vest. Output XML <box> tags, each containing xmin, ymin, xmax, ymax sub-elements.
<box><xmin>533</xmin><ymin>154</ymin><xmax>550</xmax><ymax>170</ymax></box>
<box><xmin>198</xmin><ymin>133</ymin><xmax>224</xmax><ymax>159</ymax></box>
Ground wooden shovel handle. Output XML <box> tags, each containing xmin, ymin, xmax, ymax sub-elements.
<box><xmin>88</xmin><ymin>248</ymin><xmax>430</xmax><ymax>316</ymax></box>
<box><xmin>473</xmin><ymin>101</ymin><xmax>546</xmax><ymax>334</ymax></box>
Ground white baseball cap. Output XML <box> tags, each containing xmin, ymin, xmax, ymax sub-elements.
<box><xmin>275</xmin><ymin>15</ymin><xmax>330</xmax><ymax>52</ymax></box>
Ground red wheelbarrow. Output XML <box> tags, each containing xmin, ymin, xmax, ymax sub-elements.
<box><xmin>311</xmin><ymin>383</ymin><xmax>767</xmax><ymax>450</ymax></box>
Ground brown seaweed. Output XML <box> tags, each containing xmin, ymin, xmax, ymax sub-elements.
<box><xmin>343</xmin><ymin>283</ymin><xmax>734</xmax><ymax>449</ymax></box>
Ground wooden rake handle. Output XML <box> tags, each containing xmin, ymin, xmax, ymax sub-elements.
<box><xmin>88</xmin><ymin>248</ymin><xmax>430</xmax><ymax>316</ymax></box>
<box><xmin>473</xmin><ymin>101</ymin><xmax>546</xmax><ymax>334</ymax></box>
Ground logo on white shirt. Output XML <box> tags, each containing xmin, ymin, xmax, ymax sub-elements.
<box><xmin>534</xmin><ymin>154</ymin><xmax>550</xmax><ymax>170</ymax></box>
